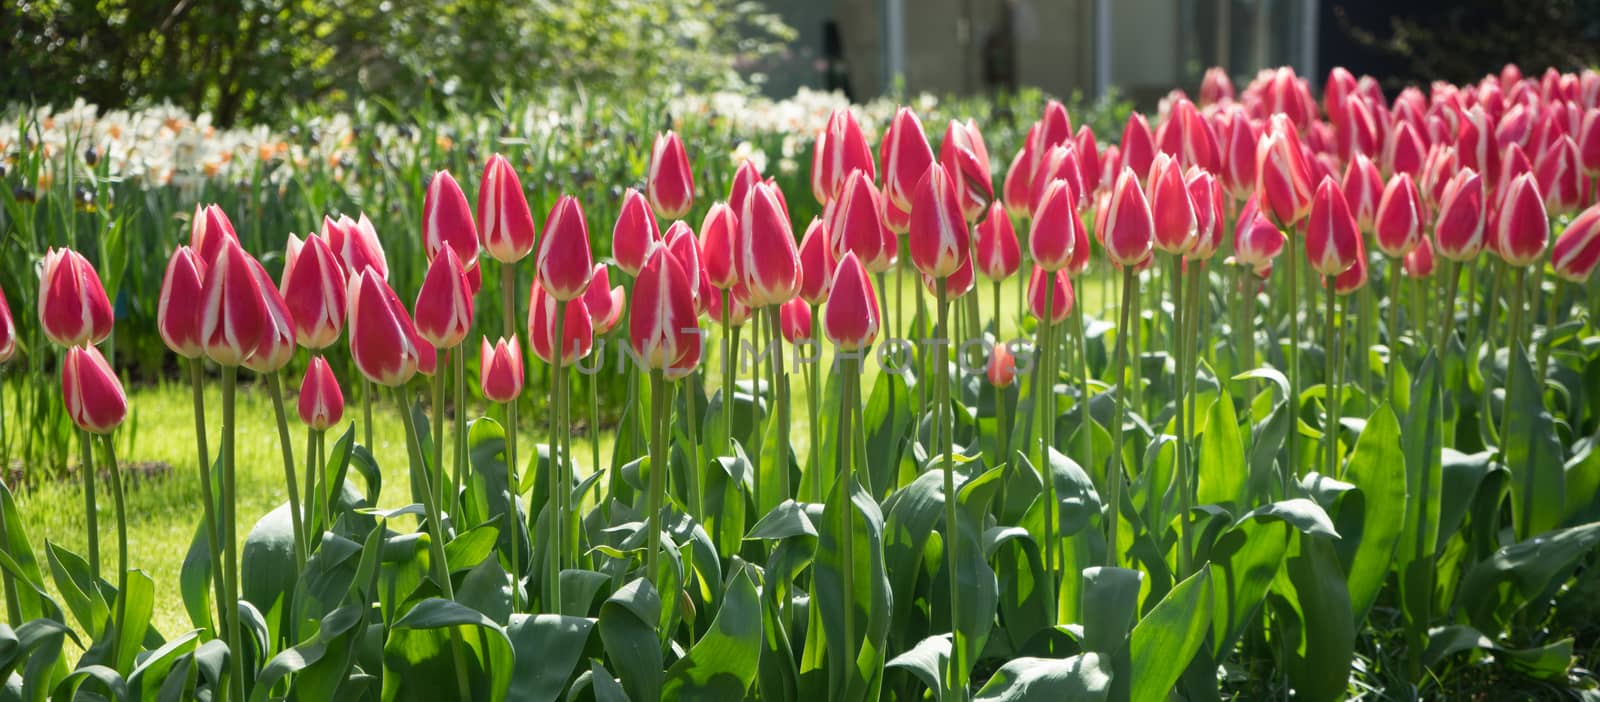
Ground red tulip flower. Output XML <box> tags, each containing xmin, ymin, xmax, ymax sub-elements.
<box><xmin>930</xmin><ymin>253</ymin><xmax>978</xmax><ymax>299</ymax></box>
<box><xmin>61</xmin><ymin>344</ymin><xmax>126</xmax><ymax>434</ymax></box>
<box><xmin>281</xmin><ymin>233</ymin><xmax>347</xmax><ymax>350</ymax></box>
<box><xmin>1186</xmin><ymin>168</ymin><xmax>1225</xmax><ymax>260</ymax></box>
<box><xmin>1232</xmin><ymin>196</ymin><xmax>1285</xmax><ymax>270</ymax></box>
<box><xmin>1534</xmin><ymin>135</ymin><xmax>1584</xmax><ymax>215</ymax></box>
<box><xmin>1342</xmin><ymin>153</ymin><xmax>1383</xmax><ymax>232</ymax></box>
<box><xmin>1074</xmin><ymin>125</ymin><xmax>1102</xmax><ymax>197</ymax></box>
<box><xmin>0</xmin><ymin>285</ymin><xmax>15</xmax><ymax>363</ymax></box>
<box><xmin>1029</xmin><ymin>144</ymin><xmax>1087</xmax><ymax>216</ymax></box>
<box><xmin>1200</xmin><ymin>67</ymin><xmax>1234</xmax><ymax>106</ymax></box>
<box><xmin>1029</xmin><ymin>178</ymin><xmax>1080</xmax><ymax>272</ymax></box>
<box><xmin>975</xmin><ymin>201</ymin><xmax>1021</xmax><ymax>280</ymax></box>
<box><xmin>1553</xmin><ymin>203</ymin><xmax>1600</xmax><ymax>281</ymax></box>
<box><xmin>528</xmin><ymin>281</ymin><xmax>594</xmax><ymax>365</ymax></box>
<box><xmin>1434</xmin><ymin>168</ymin><xmax>1487</xmax><ymax>262</ymax></box>
<box><xmin>1255</xmin><ymin>115</ymin><xmax>1316</xmax><ymax>228</ymax></box>
<box><xmin>829</xmin><ymin>169</ymin><xmax>888</xmax><ymax>265</ymax></box>
<box><xmin>242</xmin><ymin>257</ymin><xmax>297</xmax><ymax>373</ymax></box>
<box><xmin>1419</xmin><ymin>144</ymin><xmax>1461</xmax><ymax>210</ymax></box>
<box><xmin>728</xmin><ymin>160</ymin><xmax>762</xmax><ymax>217</ymax></box>
<box><xmin>535</xmin><ymin>194</ymin><xmax>594</xmax><ymax>301</ymax></box>
<box><xmin>415</xmin><ymin>248</ymin><xmax>475</xmax><ymax>349</ymax></box>
<box><xmin>819</xmin><ymin>108</ymin><xmax>876</xmax><ymax>202</ymax></box>
<box><xmin>1403</xmin><ymin>236</ymin><xmax>1436</xmax><ymax>278</ymax></box>
<box><xmin>1119</xmin><ymin>112</ymin><xmax>1157</xmax><ymax>180</ymax></box>
<box><xmin>1494</xmin><ymin>172</ymin><xmax>1550</xmax><ymax>267</ymax></box>
<box><xmin>478</xmin><ymin>154</ymin><xmax>538</xmax><ymax>264</ymax></box>
<box><xmin>739</xmin><ymin>182</ymin><xmax>802</xmax><ymax>307</ymax></box>
<box><xmin>630</xmin><ymin>245</ymin><xmax>700</xmax><ymax>369</ymax></box>
<box><xmin>1332</xmin><ymin>248</ymin><xmax>1369</xmax><ymax>295</ymax></box>
<box><xmin>940</xmin><ymin>118</ymin><xmax>994</xmax><ymax>221</ymax></box>
<box><xmin>1383</xmin><ymin>121</ymin><xmax>1426</xmax><ymax>180</ymax></box>
<box><xmin>798</xmin><ymin>217</ymin><xmax>836</xmax><ymax>305</ymax></box>
<box><xmin>38</xmin><ymin>247</ymin><xmax>114</xmax><ymax>348</ymax></box>
<box><xmin>583</xmin><ymin>263</ymin><xmax>626</xmax><ymax>335</ymax></box>
<box><xmin>1305</xmin><ymin>177</ymin><xmax>1363</xmax><ymax>276</ymax></box>
<box><xmin>158</xmin><ymin>246</ymin><xmax>207</xmax><ymax>358</ymax></box>
<box><xmin>987</xmin><ymin>343</ymin><xmax>1017</xmax><ymax>388</ymax></box>
<box><xmin>882</xmin><ymin>107</ymin><xmax>936</xmax><ymax>212</ymax></box>
<box><xmin>909</xmin><ymin>164</ymin><xmax>971</xmax><ymax>278</ymax></box>
<box><xmin>1102</xmin><ymin>168</ymin><xmax>1156</xmax><ymax>267</ymax></box>
<box><xmin>614</xmin><ymin>188</ymin><xmax>663</xmax><ymax>277</ymax></box>
<box><xmin>1027</xmin><ymin>267</ymin><xmax>1074</xmax><ymax>324</ymax></box>
<box><xmin>1457</xmin><ymin>106</ymin><xmax>1500</xmax><ymax>186</ymax></box>
<box><xmin>297</xmin><ymin>356</ymin><xmax>345</xmax><ymax>430</ymax></box>
<box><xmin>699</xmin><ymin>202</ymin><xmax>739</xmax><ymax>289</ymax></box>
<box><xmin>479</xmin><ymin>335</ymin><xmax>525</xmax><ymax>403</ymax></box>
<box><xmin>648</xmin><ymin>131</ymin><xmax>695</xmax><ymax>220</ymax></box>
<box><xmin>823</xmin><ymin>252</ymin><xmax>880</xmax><ymax>351</ymax></box>
<box><xmin>779</xmin><ymin>298</ymin><xmax>812</xmax><ymax>344</ymax></box>
<box><xmin>1002</xmin><ymin>128</ymin><xmax>1035</xmax><ymax>219</ymax></box>
<box><xmin>199</xmin><ymin>239</ymin><xmax>267</xmax><ymax>366</ymax></box>
<box><xmin>665</xmin><ymin>221</ymin><xmax>703</xmax><ymax>310</ymax></box>
<box><xmin>328</xmin><ymin>214</ymin><xmax>390</xmax><ymax>281</ymax></box>
<box><xmin>1577</xmin><ymin>108</ymin><xmax>1600</xmax><ymax>176</ymax></box>
<box><xmin>190</xmin><ymin>203</ymin><xmax>239</xmax><ymax>266</ymax></box>
<box><xmin>1218</xmin><ymin>106</ymin><xmax>1258</xmax><ymax>201</ymax></box>
<box><xmin>413</xmin><ymin>331</ymin><xmax>438</xmax><ymax>377</ymax></box>
<box><xmin>1148</xmin><ymin>153</ymin><xmax>1198</xmax><ymax>255</ymax></box>
<box><xmin>1374</xmin><ymin>173</ymin><xmax>1425</xmax><ymax>258</ymax></box>
<box><xmin>1158</xmin><ymin>98</ymin><xmax>1220</xmax><ymax>173</ymax></box>
<box><xmin>347</xmin><ymin>269</ymin><xmax>421</xmax><ymax>386</ymax></box>
<box><xmin>423</xmin><ymin>170</ymin><xmax>480</xmax><ymax>267</ymax></box>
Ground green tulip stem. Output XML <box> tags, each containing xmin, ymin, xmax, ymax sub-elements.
<box><xmin>936</xmin><ymin>278</ymin><xmax>968</xmax><ymax>690</ymax></box>
<box><xmin>808</xmin><ymin>302</ymin><xmax>824</xmax><ymax>503</ymax></box>
<box><xmin>1284</xmin><ymin>230</ymin><xmax>1301</xmax><ymax>488</ymax></box>
<box><xmin>767</xmin><ymin>304</ymin><xmax>792</xmax><ymax>504</ymax></box>
<box><xmin>189</xmin><ymin>358</ymin><xmax>228</xmax><ymax>638</ymax></box>
<box><xmin>647</xmin><ymin>370</ymin><xmax>670</xmax><ymax>586</ymax></box>
<box><xmin>550</xmin><ymin>298</ymin><xmax>568</xmax><ymax>612</ymax></box>
<box><xmin>835</xmin><ymin>352</ymin><xmax>859</xmax><ymax>677</ymax></box>
<box><xmin>1108</xmin><ymin>266</ymin><xmax>1137</xmax><ymax>569</ymax></box>
<box><xmin>99</xmin><ymin>433</ymin><xmax>129</xmax><ymax>670</ymax></box>
<box><xmin>454</xmin><ymin>347</ymin><xmax>468</xmax><ymax>520</ymax></box>
<box><xmin>220</xmin><ymin>365</ymin><xmax>246</xmax><ymax>702</ymax></box>
<box><xmin>264</xmin><ymin>372</ymin><xmax>306</xmax><ymax>570</ymax></box>
<box><xmin>1325</xmin><ymin>286</ymin><xmax>1341</xmax><ymax>480</ymax></box>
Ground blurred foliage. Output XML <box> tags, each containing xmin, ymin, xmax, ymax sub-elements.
<box><xmin>1</xmin><ymin>0</ymin><xmax>795</xmax><ymax>126</ymax></box>
<box><xmin>1335</xmin><ymin>0</ymin><xmax>1600</xmax><ymax>89</ymax></box>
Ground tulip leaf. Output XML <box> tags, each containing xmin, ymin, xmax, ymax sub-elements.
<box><xmin>1502</xmin><ymin>342</ymin><xmax>1566</xmax><ymax>540</ymax></box>
<box><xmin>1339</xmin><ymin>403</ymin><xmax>1406</xmax><ymax>625</ymax></box>
<box><xmin>663</xmin><ymin>566</ymin><xmax>763</xmax><ymax>699</ymax></box>
<box><xmin>598</xmin><ymin>578</ymin><xmax>664</xmax><ymax>702</ymax></box>
<box><xmin>1197</xmin><ymin>389</ymin><xmax>1246</xmax><ymax>509</ymax></box>
<box><xmin>972</xmin><ymin>652</ymin><xmax>1112</xmax><ymax>701</ymax></box>
<box><xmin>1130</xmin><ymin>568</ymin><xmax>1213</xmax><ymax>702</ymax></box>
<box><xmin>506</xmin><ymin>613</ymin><xmax>595</xmax><ymax>702</ymax></box>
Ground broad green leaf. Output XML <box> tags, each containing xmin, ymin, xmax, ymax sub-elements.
<box><xmin>1196</xmin><ymin>390</ymin><xmax>1245</xmax><ymax>509</ymax></box>
<box><xmin>1268</xmin><ymin>534</ymin><xmax>1354</xmax><ymax>702</ymax></box>
<box><xmin>45</xmin><ymin>542</ymin><xmax>109</xmax><ymax>638</ymax></box>
<box><xmin>1456</xmin><ymin>520</ymin><xmax>1600</xmax><ymax>633</ymax></box>
<box><xmin>1502</xmin><ymin>342</ymin><xmax>1565</xmax><ymax>540</ymax></box>
<box><xmin>1129</xmin><ymin>569</ymin><xmax>1212</xmax><ymax>702</ymax></box>
<box><xmin>972</xmin><ymin>652</ymin><xmax>1112</xmax><ymax>701</ymax></box>
<box><xmin>381</xmin><ymin>598</ymin><xmax>514</xmax><ymax>702</ymax></box>
<box><xmin>598</xmin><ymin>578</ymin><xmax>663</xmax><ymax>702</ymax></box>
<box><xmin>1396</xmin><ymin>350</ymin><xmax>1443</xmax><ymax>674</ymax></box>
<box><xmin>1423</xmin><ymin>625</ymin><xmax>1575</xmax><ymax>679</ymax></box>
<box><xmin>112</xmin><ymin>569</ymin><xmax>156</xmax><ymax>673</ymax></box>
<box><xmin>886</xmin><ymin>635</ymin><xmax>952</xmax><ymax>702</ymax></box>
<box><xmin>1562</xmin><ymin>434</ymin><xmax>1600</xmax><ymax>524</ymax></box>
<box><xmin>1339</xmin><ymin>403</ymin><xmax>1406</xmax><ymax>624</ymax></box>
<box><xmin>506</xmin><ymin>613</ymin><xmax>595</xmax><ymax>702</ymax></box>
<box><xmin>663</xmin><ymin>567</ymin><xmax>763</xmax><ymax>699</ymax></box>
<box><xmin>250</xmin><ymin>604</ymin><xmax>365</xmax><ymax>702</ymax></box>
<box><xmin>0</xmin><ymin>619</ymin><xmax>70</xmax><ymax>682</ymax></box>
<box><xmin>242</xmin><ymin>503</ymin><xmax>299</xmax><ymax>647</ymax></box>
<box><xmin>1207</xmin><ymin>517</ymin><xmax>1289</xmax><ymax>657</ymax></box>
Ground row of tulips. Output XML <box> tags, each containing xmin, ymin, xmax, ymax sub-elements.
<box><xmin>2</xmin><ymin>62</ymin><xmax>1600</xmax><ymax>700</ymax></box>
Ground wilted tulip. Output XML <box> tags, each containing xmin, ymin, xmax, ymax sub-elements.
<box><xmin>199</xmin><ymin>240</ymin><xmax>267</xmax><ymax>366</ymax></box>
<box><xmin>630</xmin><ymin>245</ymin><xmax>700</xmax><ymax>369</ymax></box>
<box><xmin>1374</xmin><ymin>174</ymin><xmax>1424</xmax><ymax>258</ymax></box>
<box><xmin>779</xmin><ymin>298</ymin><xmax>812</xmax><ymax>344</ymax></box>
<box><xmin>241</xmin><ymin>258</ymin><xmax>297</xmax><ymax>373</ymax></box>
<box><xmin>647</xmin><ymin>131</ymin><xmax>695</xmax><ymax>220</ymax></box>
<box><xmin>478</xmin><ymin>154</ymin><xmax>538</xmax><ymax>264</ymax></box>
<box><xmin>823</xmin><ymin>252</ymin><xmax>880</xmax><ymax>351</ymax></box>
<box><xmin>798</xmin><ymin>218</ymin><xmax>836</xmax><ymax>305</ymax></box>
<box><xmin>297</xmin><ymin>356</ymin><xmax>344</xmax><ymax>430</ymax></box>
<box><xmin>614</xmin><ymin>188</ymin><xmax>663</xmax><ymax>277</ymax></box>
<box><xmin>1029</xmin><ymin>179</ymin><xmax>1080</xmax><ymax>271</ymax></box>
<box><xmin>975</xmin><ymin>201</ymin><xmax>1021</xmax><ymax>280</ymax></box>
<box><xmin>422</xmin><ymin>170</ymin><xmax>480</xmax><ymax>266</ymax></box>
<box><xmin>909</xmin><ymin>164</ymin><xmax>970</xmax><ymax>278</ymax></box>
<box><xmin>739</xmin><ymin>182</ymin><xmax>802</xmax><ymax>307</ymax></box>
<box><xmin>158</xmin><ymin>246</ymin><xmax>206</xmax><ymax>358</ymax></box>
<box><xmin>1553</xmin><ymin>204</ymin><xmax>1600</xmax><ymax>281</ymax></box>
<box><xmin>281</xmin><ymin>234</ymin><xmax>347</xmax><ymax>350</ymax></box>
<box><xmin>38</xmin><ymin>247</ymin><xmax>114</xmax><ymax>348</ymax></box>
<box><xmin>1494</xmin><ymin>173</ymin><xmax>1550</xmax><ymax>267</ymax></box>
<box><xmin>347</xmin><ymin>269</ymin><xmax>421</xmax><ymax>386</ymax></box>
<box><xmin>535</xmin><ymin>195</ymin><xmax>593</xmax><ymax>301</ymax></box>
<box><xmin>414</xmin><ymin>248</ymin><xmax>474</xmax><ymax>349</ymax></box>
<box><xmin>1027</xmin><ymin>267</ymin><xmax>1074</xmax><ymax>324</ymax></box>
<box><xmin>61</xmin><ymin>344</ymin><xmax>126</xmax><ymax>434</ymax></box>
<box><xmin>1102</xmin><ymin>168</ymin><xmax>1156</xmax><ymax>266</ymax></box>
<box><xmin>528</xmin><ymin>282</ymin><xmax>594</xmax><ymax>365</ymax></box>
<box><xmin>1306</xmin><ymin>178</ymin><xmax>1363</xmax><ymax>276</ymax></box>
<box><xmin>1434</xmin><ymin>168</ymin><xmax>1487</xmax><ymax>261</ymax></box>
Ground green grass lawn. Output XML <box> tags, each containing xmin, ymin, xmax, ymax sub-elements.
<box><xmin>3</xmin><ymin>270</ymin><xmax>1110</xmax><ymax>637</ymax></box>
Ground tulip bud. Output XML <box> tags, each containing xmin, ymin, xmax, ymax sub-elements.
<box><xmin>630</xmin><ymin>245</ymin><xmax>701</xmax><ymax>369</ymax></box>
<box><xmin>1119</xmin><ymin>112</ymin><xmax>1157</xmax><ymax>180</ymax></box>
<box><xmin>1148</xmin><ymin>153</ymin><xmax>1197</xmax><ymax>255</ymax></box>
<box><xmin>1028</xmin><ymin>179</ymin><xmax>1080</xmax><ymax>272</ymax></box>
<box><xmin>1494</xmin><ymin>173</ymin><xmax>1550</xmax><ymax>267</ymax></box>
<box><xmin>1332</xmin><ymin>248</ymin><xmax>1369</xmax><ymax>295</ymax></box>
<box><xmin>1457</xmin><ymin>106</ymin><xmax>1499</xmax><ymax>185</ymax></box>
<box><xmin>535</xmin><ymin>194</ymin><xmax>594</xmax><ymax>301</ymax></box>
<box><xmin>1074</xmin><ymin>126</ymin><xmax>1102</xmax><ymax>197</ymax></box>
<box><xmin>1255</xmin><ymin>115</ymin><xmax>1316</xmax><ymax>228</ymax></box>
<box><xmin>931</xmin><ymin>253</ymin><xmax>977</xmax><ymax>299</ymax></box>
<box><xmin>1342</xmin><ymin>153</ymin><xmax>1384</xmax><ymax>232</ymax></box>
<box><xmin>335</xmin><ymin>213</ymin><xmax>391</xmax><ymax>281</ymax></box>
<box><xmin>1324</xmin><ymin>67</ymin><xmax>1359</xmax><ymax>125</ymax></box>
<box><xmin>1158</xmin><ymin>98</ymin><xmax>1220</xmax><ymax>173</ymax></box>
<box><xmin>987</xmin><ymin>342</ymin><xmax>1017</xmax><ymax>388</ymax></box>
<box><xmin>798</xmin><ymin>218</ymin><xmax>836</xmax><ymax>305</ymax></box>
<box><xmin>1029</xmin><ymin>144</ymin><xmax>1087</xmax><ymax>216</ymax></box>
<box><xmin>413</xmin><ymin>333</ymin><xmax>437</xmax><ymax>377</ymax></box>
<box><xmin>298</xmin><ymin>356</ymin><xmax>344</xmax><ymax>430</ymax></box>
<box><xmin>1578</xmin><ymin>108</ymin><xmax>1600</xmax><ymax>177</ymax></box>
<box><xmin>665</xmin><ymin>221</ymin><xmax>703</xmax><ymax>310</ymax></box>
<box><xmin>882</xmin><ymin>107</ymin><xmax>935</xmax><ymax>212</ymax></box>
<box><xmin>1496</xmin><ymin>103</ymin><xmax>1533</xmax><ymax>150</ymax></box>
<box><xmin>1219</xmin><ymin>106</ymin><xmax>1257</xmax><ymax>200</ymax></box>
<box><xmin>414</xmin><ymin>248</ymin><xmax>474</xmax><ymax>349</ymax></box>
<box><xmin>1027</xmin><ymin>267</ymin><xmax>1074</xmax><ymax>324</ymax></box>
<box><xmin>38</xmin><ymin>247</ymin><xmax>114</xmax><ymax>348</ymax></box>
<box><xmin>281</xmin><ymin>233</ymin><xmax>347</xmax><ymax>350</ymax></box>
<box><xmin>779</xmin><ymin>298</ymin><xmax>812</xmax><ymax>344</ymax></box>
<box><xmin>1336</xmin><ymin>95</ymin><xmax>1380</xmax><ymax>163</ymax></box>
<box><xmin>0</xmin><ymin>285</ymin><xmax>15</xmax><ymax>363</ymax></box>
<box><xmin>1034</xmin><ymin>100</ymin><xmax>1074</xmax><ymax>169</ymax></box>
<box><xmin>709</xmin><ymin>282</ymin><xmax>753</xmax><ymax>327</ymax></box>
<box><xmin>810</xmin><ymin>127</ymin><xmax>831</xmax><ymax>206</ymax></box>
<box><xmin>1200</xmin><ymin>67</ymin><xmax>1234</xmax><ymax>106</ymax></box>
<box><xmin>614</xmin><ymin>188</ymin><xmax>662</xmax><ymax>277</ymax></box>
<box><xmin>1002</xmin><ymin>128</ymin><xmax>1035</xmax><ymax>220</ymax></box>
<box><xmin>699</xmin><ymin>202</ymin><xmax>739</xmax><ymax>289</ymax></box>
<box><xmin>199</xmin><ymin>240</ymin><xmax>267</xmax><ymax>366</ymax></box>
<box><xmin>829</xmin><ymin>170</ymin><xmax>888</xmax><ymax>265</ymax></box>
<box><xmin>820</xmin><ymin>109</ymin><xmax>876</xmax><ymax>202</ymax></box>
<box><xmin>190</xmin><ymin>204</ymin><xmax>240</xmax><ymax>266</ymax></box>
<box><xmin>1102</xmin><ymin>168</ymin><xmax>1156</xmax><ymax>266</ymax></box>
<box><xmin>940</xmin><ymin>119</ymin><xmax>994</xmax><ymax>221</ymax></box>
<box><xmin>1233</xmin><ymin>196</ymin><xmax>1287</xmax><ymax>270</ymax></box>
<box><xmin>1535</xmin><ymin>135</ymin><xmax>1584</xmax><ymax>215</ymax></box>
<box><xmin>61</xmin><ymin>344</ymin><xmax>126</xmax><ymax>434</ymax></box>
<box><xmin>423</xmin><ymin>170</ymin><xmax>480</xmax><ymax>266</ymax></box>
<box><xmin>823</xmin><ymin>252</ymin><xmax>880</xmax><ymax>351</ymax></box>
<box><xmin>478</xmin><ymin>154</ymin><xmax>538</xmax><ymax>264</ymax></box>
<box><xmin>1403</xmin><ymin>236</ymin><xmax>1436</xmax><ymax>278</ymax></box>
<box><xmin>909</xmin><ymin>164</ymin><xmax>971</xmax><ymax>278</ymax></box>
<box><xmin>1373</xmin><ymin>173</ymin><xmax>1424</xmax><ymax>258</ymax></box>
<box><xmin>158</xmin><ymin>246</ymin><xmax>207</xmax><ymax>358</ymax></box>
<box><xmin>528</xmin><ymin>281</ymin><xmax>594</xmax><ymax>365</ymax></box>
<box><xmin>728</xmin><ymin>160</ymin><xmax>762</xmax><ymax>217</ymax></box>
<box><xmin>1434</xmin><ymin>168</ymin><xmax>1487</xmax><ymax>262</ymax></box>
<box><xmin>739</xmin><ymin>182</ymin><xmax>803</xmax><ymax>307</ymax></box>
<box><xmin>347</xmin><ymin>269</ymin><xmax>421</xmax><ymax>386</ymax></box>
<box><xmin>975</xmin><ymin>201</ymin><xmax>1021</xmax><ymax>280</ymax></box>
<box><xmin>1553</xmin><ymin>204</ymin><xmax>1600</xmax><ymax>281</ymax></box>
<box><xmin>1306</xmin><ymin>178</ymin><xmax>1363</xmax><ymax>276</ymax></box>
<box><xmin>1186</xmin><ymin>168</ymin><xmax>1225</xmax><ymax>260</ymax></box>
<box><xmin>478</xmin><ymin>336</ymin><xmax>525</xmax><ymax>403</ymax></box>
<box><xmin>648</xmin><ymin>131</ymin><xmax>695</xmax><ymax>220</ymax></box>
<box><xmin>582</xmin><ymin>263</ymin><xmax>626</xmax><ymax>335</ymax></box>
<box><xmin>1383</xmin><ymin>121</ymin><xmax>1426</xmax><ymax>179</ymax></box>
<box><xmin>242</xmin><ymin>257</ymin><xmax>297</xmax><ymax>373</ymax></box>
